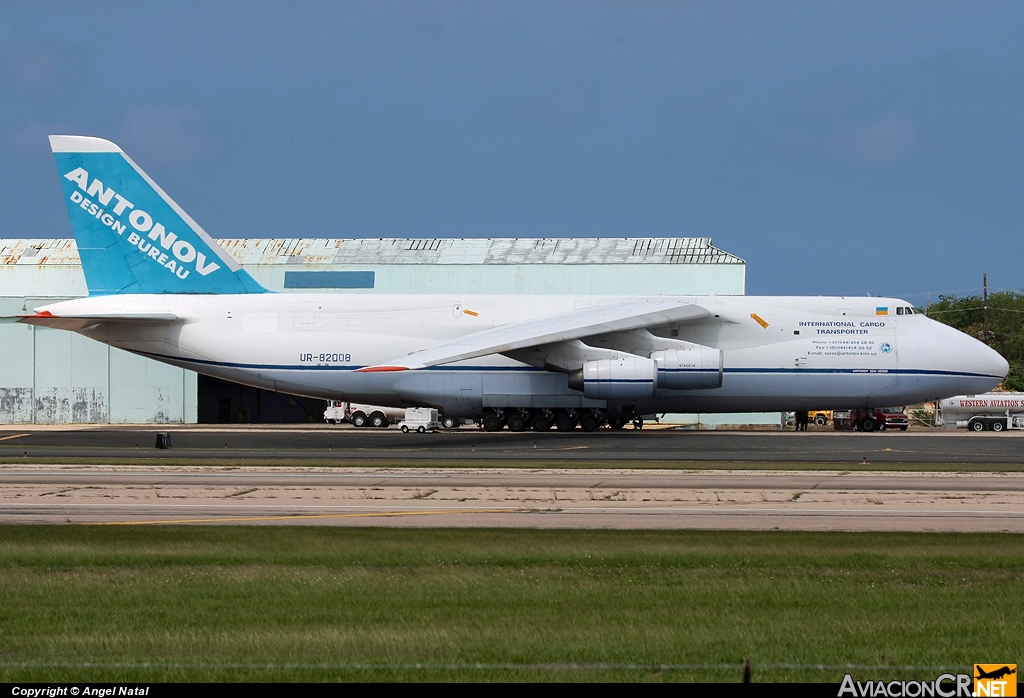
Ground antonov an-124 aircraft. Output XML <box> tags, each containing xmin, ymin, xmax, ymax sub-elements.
<box><xmin>22</xmin><ymin>135</ymin><xmax>1008</xmax><ymax>431</ymax></box>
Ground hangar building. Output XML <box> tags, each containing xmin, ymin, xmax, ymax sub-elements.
<box><xmin>0</xmin><ymin>237</ymin><xmax>746</xmax><ymax>424</ymax></box>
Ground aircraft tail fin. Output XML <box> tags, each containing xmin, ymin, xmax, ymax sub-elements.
<box><xmin>49</xmin><ymin>135</ymin><xmax>268</xmax><ymax>295</ymax></box>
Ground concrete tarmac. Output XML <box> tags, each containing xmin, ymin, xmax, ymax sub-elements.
<box><xmin>3</xmin><ymin>425</ymin><xmax>1022</xmax><ymax>531</ymax></box>
<box><xmin>3</xmin><ymin>465</ymin><xmax>1023</xmax><ymax>532</ymax></box>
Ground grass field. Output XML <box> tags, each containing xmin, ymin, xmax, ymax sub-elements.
<box><xmin>1</xmin><ymin>527</ymin><xmax>1021</xmax><ymax>682</ymax></box>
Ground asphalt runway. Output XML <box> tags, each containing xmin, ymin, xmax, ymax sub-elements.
<box><xmin>2</xmin><ymin>425</ymin><xmax>1024</xmax><ymax>464</ymax></box>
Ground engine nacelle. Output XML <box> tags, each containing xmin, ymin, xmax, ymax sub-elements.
<box><xmin>568</xmin><ymin>357</ymin><xmax>657</xmax><ymax>400</ymax></box>
<box><xmin>652</xmin><ymin>347</ymin><xmax>723</xmax><ymax>390</ymax></box>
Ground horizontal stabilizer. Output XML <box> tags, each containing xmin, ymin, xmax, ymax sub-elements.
<box><xmin>19</xmin><ymin>310</ymin><xmax>181</xmax><ymax>331</ymax></box>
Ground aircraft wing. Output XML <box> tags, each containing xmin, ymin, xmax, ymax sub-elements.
<box><xmin>357</xmin><ymin>299</ymin><xmax>710</xmax><ymax>371</ymax></box>
<box><xmin>18</xmin><ymin>310</ymin><xmax>182</xmax><ymax>331</ymax></box>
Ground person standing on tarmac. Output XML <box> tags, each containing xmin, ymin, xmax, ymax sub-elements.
<box><xmin>795</xmin><ymin>411</ymin><xmax>809</xmax><ymax>431</ymax></box>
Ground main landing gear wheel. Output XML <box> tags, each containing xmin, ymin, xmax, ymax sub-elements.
<box><xmin>607</xmin><ymin>416</ymin><xmax>625</xmax><ymax>430</ymax></box>
<box><xmin>506</xmin><ymin>412</ymin><xmax>528</xmax><ymax>432</ymax></box>
<box><xmin>580</xmin><ymin>413</ymin><xmax>601</xmax><ymax>432</ymax></box>
<box><xmin>483</xmin><ymin>415</ymin><xmax>504</xmax><ymax>432</ymax></box>
<box><xmin>555</xmin><ymin>413</ymin><xmax>577</xmax><ymax>432</ymax></box>
<box><xmin>530</xmin><ymin>414</ymin><xmax>552</xmax><ymax>432</ymax></box>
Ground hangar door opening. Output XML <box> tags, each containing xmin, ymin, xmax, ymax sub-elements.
<box><xmin>197</xmin><ymin>375</ymin><xmax>326</xmax><ymax>423</ymax></box>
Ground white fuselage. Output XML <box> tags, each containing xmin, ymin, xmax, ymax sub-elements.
<box><xmin>38</xmin><ymin>293</ymin><xmax>1008</xmax><ymax>417</ymax></box>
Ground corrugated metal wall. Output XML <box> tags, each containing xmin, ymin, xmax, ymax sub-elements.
<box><xmin>0</xmin><ymin>304</ymin><xmax>197</xmax><ymax>424</ymax></box>
<box><xmin>247</xmin><ymin>262</ymin><xmax>745</xmax><ymax>296</ymax></box>
<box><xmin>226</xmin><ymin>237</ymin><xmax>746</xmax><ymax>296</ymax></box>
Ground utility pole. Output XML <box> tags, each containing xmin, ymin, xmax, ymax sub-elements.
<box><xmin>983</xmin><ymin>273</ymin><xmax>990</xmax><ymax>346</ymax></box>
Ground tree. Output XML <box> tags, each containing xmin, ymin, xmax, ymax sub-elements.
<box><xmin>925</xmin><ymin>291</ymin><xmax>1024</xmax><ymax>391</ymax></box>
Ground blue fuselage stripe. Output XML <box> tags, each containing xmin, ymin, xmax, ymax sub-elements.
<box><xmin>136</xmin><ymin>351</ymin><xmax>1001</xmax><ymax>380</ymax></box>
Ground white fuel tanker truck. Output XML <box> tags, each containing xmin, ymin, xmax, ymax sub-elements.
<box><xmin>938</xmin><ymin>393</ymin><xmax>1024</xmax><ymax>432</ymax></box>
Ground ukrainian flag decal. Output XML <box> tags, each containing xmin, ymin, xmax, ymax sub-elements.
<box><xmin>876</xmin><ymin>306</ymin><xmax>889</xmax><ymax>315</ymax></box>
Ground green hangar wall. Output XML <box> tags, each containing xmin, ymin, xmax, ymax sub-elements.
<box><xmin>0</xmin><ymin>237</ymin><xmax>746</xmax><ymax>424</ymax></box>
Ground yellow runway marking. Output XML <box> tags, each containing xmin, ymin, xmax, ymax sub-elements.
<box><xmin>0</xmin><ymin>433</ymin><xmax>30</xmax><ymax>441</ymax></box>
<box><xmin>90</xmin><ymin>507</ymin><xmax>521</xmax><ymax>526</ymax></box>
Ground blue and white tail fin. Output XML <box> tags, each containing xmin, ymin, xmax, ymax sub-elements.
<box><xmin>50</xmin><ymin>135</ymin><xmax>268</xmax><ymax>295</ymax></box>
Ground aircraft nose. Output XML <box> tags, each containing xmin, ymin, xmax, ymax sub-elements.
<box><xmin>902</xmin><ymin>320</ymin><xmax>1008</xmax><ymax>397</ymax></box>
<box><xmin>952</xmin><ymin>326</ymin><xmax>1008</xmax><ymax>393</ymax></box>
<box><xmin>979</xmin><ymin>341</ymin><xmax>1009</xmax><ymax>381</ymax></box>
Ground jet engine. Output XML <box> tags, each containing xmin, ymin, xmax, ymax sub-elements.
<box><xmin>568</xmin><ymin>357</ymin><xmax>657</xmax><ymax>400</ymax></box>
<box><xmin>651</xmin><ymin>347</ymin><xmax>723</xmax><ymax>390</ymax></box>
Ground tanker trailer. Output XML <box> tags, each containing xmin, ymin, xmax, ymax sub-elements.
<box><xmin>938</xmin><ymin>393</ymin><xmax>1024</xmax><ymax>431</ymax></box>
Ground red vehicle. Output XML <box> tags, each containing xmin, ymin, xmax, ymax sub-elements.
<box><xmin>850</xmin><ymin>407</ymin><xmax>909</xmax><ymax>432</ymax></box>
<box><xmin>833</xmin><ymin>408</ymin><xmax>909</xmax><ymax>431</ymax></box>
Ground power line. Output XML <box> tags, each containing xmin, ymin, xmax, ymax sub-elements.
<box><xmin>925</xmin><ymin>307</ymin><xmax>1024</xmax><ymax>315</ymax></box>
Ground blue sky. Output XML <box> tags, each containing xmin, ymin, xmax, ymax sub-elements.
<box><xmin>2</xmin><ymin>1</ymin><xmax>1022</xmax><ymax>298</ymax></box>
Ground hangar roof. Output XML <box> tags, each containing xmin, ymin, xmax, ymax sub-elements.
<box><xmin>0</xmin><ymin>237</ymin><xmax>744</xmax><ymax>267</ymax></box>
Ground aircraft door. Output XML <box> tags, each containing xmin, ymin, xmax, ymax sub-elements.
<box><xmin>446</xmin><ymin>374</ymin><xmax>483</xmax><ymax>415</ymax></box>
